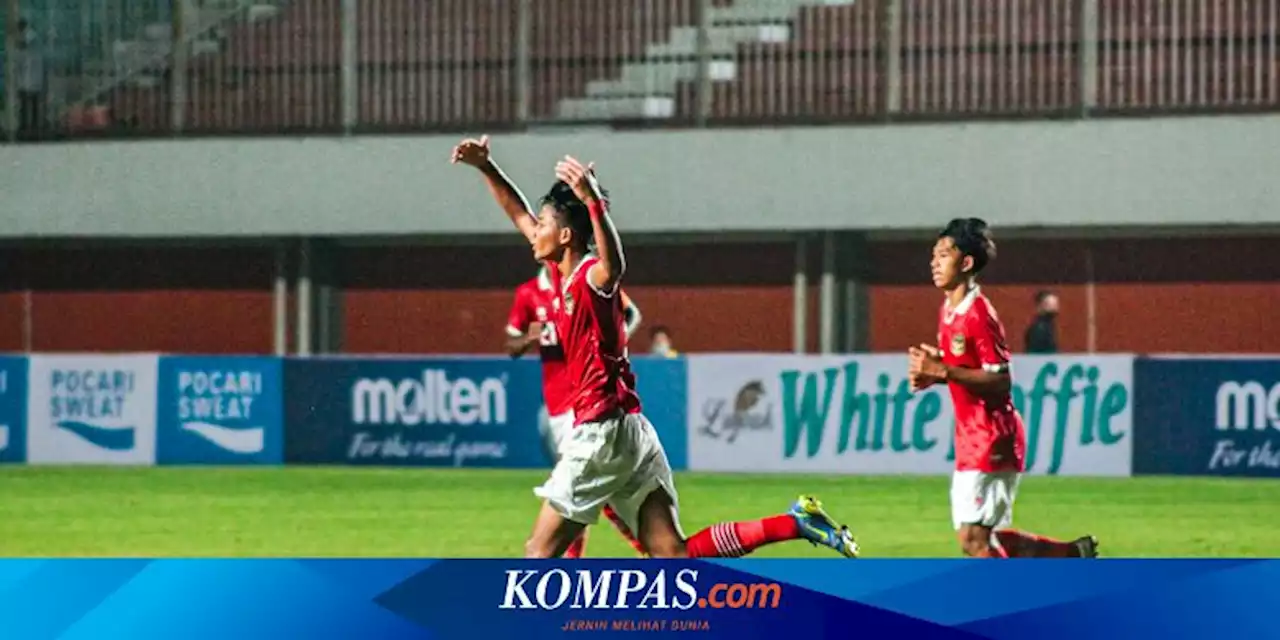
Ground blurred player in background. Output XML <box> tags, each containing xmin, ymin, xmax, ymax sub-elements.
<box><xmin>453</xmin><ymin>135</ymin><xmax>859</xmax><ymax>559</ymax></box>
<box><xmin>508</xmin><ymin>263</ymin><xmax>642</xmax><ymax>464</ymax></box>
<box><xmin>506</xmin><ymin>262</ymin><xmax>647</xmax><ymax>557</ymax></box>
<box><xmin>909</xmin><ymin>218</ymin><xmax>1099</xmax><ymax>559</ymax></box>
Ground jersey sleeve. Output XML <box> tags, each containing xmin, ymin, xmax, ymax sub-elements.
<box><xmin>971</xmin><ymin>303</ymin><xmax>1012</xmax><ymax>373</ymax></box>
<box><xmin>585</xmin><ymin>266</ymin><xmax>619</xmax><ymax>298</ymax></box>
<box><xmin>506</xmin><ymin>287</ymin><xmax>532</xmax><ymax>338</ymax></box>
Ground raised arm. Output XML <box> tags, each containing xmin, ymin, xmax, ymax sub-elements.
<box><xmin>452</xmin><ymin>135</ymin><xmax>537</xmax><ymax>243</ymax></box>
<box><xmin>556</xmin><ymin>156</ymin><xmax>625</xmax><ymax>293</ymax></box>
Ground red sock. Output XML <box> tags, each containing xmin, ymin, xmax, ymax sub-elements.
<box><xmin>995</xmin><ymin>529</ymin><xmax>1076</xmax><ymax>558</ymax></box>
<box><xmin>685</xmin><ymin>515</ymin><xmax>800</xmax><ymax>558</ymax></box>
<box><xmin>602</xmin><ymin>505</ymin><xmax>647</xmax><ymax>556</ymax></box>
<box><xmin>563</xmin><ymin>532</ymin><xmax>587</xmax><ymax>558</ymax></box>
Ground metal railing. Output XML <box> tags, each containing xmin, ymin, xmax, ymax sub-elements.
<box><xmin>3</xmin><ymin>0</ymin><xmax>1278</xmax><ymax>141</ymax></box>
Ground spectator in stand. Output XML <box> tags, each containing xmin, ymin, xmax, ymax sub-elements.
<box><xmin>1024</xmin><ymin>290</ymin><xmax>1059</xmax><ymax>354</ymax></box>
<box><xmin>649</xmin><ymin>325</ymin><xmax>679</xmax><ymax>358</ymax></box>
<box><xmin>15</xmin><ymin>19</ymin><xmax>47</xmax><ymax>139</ymax></box>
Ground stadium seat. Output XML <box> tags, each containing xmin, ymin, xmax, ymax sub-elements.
<box><xmin>93</xmin><ymin>0</ymin><xmax>1280</xmax><ymax>133</ymax></box>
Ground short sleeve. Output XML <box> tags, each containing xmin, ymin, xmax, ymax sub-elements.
<box><xmin>585</xmin><ymin>262</ymin><xmax>619</xmax><ymax>299</ymax></box>
<box><xmin>972</xmin><ymin>303</ymin><xmax>1011</xmax><ymax>373</ymax></box>
<box><xmin>506</xmin><ymin>288</ymin><xmax>531</xmax><ymax>338</ymax></box>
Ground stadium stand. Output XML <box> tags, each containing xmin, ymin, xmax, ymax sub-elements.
<box><xmin>26</xmin><ymin>0</ymin><xmax>1280</xmax><ymax>134</ymax></box>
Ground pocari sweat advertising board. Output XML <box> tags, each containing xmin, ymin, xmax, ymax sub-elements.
<box><xmin>0</xmin><ymin>356</ymin><xmax>28</xmax><ymax>464</ymax></box>
<box><xmin>157</xmin><ymin>356</ymin><xmax>283</xmax><ymax>464</ymax></box>
<box><xmin>25</xmin><ymin>354</ymin><xmax>159</xmax><ymax>465</ymax></box>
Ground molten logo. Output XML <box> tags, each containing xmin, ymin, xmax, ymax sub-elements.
<box><xmin>352</xmin><ymin>370</ymin><xmax>507</xmax><ymax>426</ymax></box>
<box><xmin>499</xmin><ymin>569</ymin><xmax>782</xmax><ymax>610</ymax></box>
<box><xmin>1216</xmin><ymin>381</ymin><xmax>1280</xmax><ymax>431</ymax></box>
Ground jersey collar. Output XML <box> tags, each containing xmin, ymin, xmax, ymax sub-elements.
<box><xmin>944</xmin><ymin>285</ymin><xmax>981</xmax><ymax>323</ymax></box>
<box><xmin>566</xmin><ymin>252</ymin><xmax>596</xmax><ymax>286</ymax></box>
<box><xmin>545</xmin><ymin>252</ymin><xmax>597</xmax><ymax>291</ymax></box>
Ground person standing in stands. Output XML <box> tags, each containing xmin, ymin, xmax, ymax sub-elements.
<box><xmin>14</xmin><ymin>20</ymin><xmax>47</xmax><ymax>139</ymax></box>
<box><xmin>1024</xmin><ymin>290</ymin><xmax>1058</xmax><ymax>354</ymax></box>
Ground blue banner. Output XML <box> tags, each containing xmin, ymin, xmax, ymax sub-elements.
<box><xmin>0</xmin><ymin>559</ymin><xmax>1276</xmax><ymax>639</ymax></box>
<box><xmin>1134</xmin><ymin>358</ymin><xmax>1280</xmax><ymax>477</ymax></box>
<box><xmin>156</xmin><ymin>357</ymin><xmax>284</xmax><ymax>465</ymax></box>
<box><xmin>284</xmin><ymin>357</ymin><xmax>547</xmax><ymax>467</ymax></box>
<box><xmin>0</xmin><ymin>356</ymin><xmax>28</xmax><ymax>464</ymax></box>
<box><xmin>631</xmin><ymin>356</ymin><xmax>688</xmax><ymax>471</ymax></box>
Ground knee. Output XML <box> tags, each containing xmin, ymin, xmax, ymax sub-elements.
<box><xmin>960</xmin><ymin>538</ymin><xmax>992</xmax><ymax>558</ymax></box>
<box><xmin>956</xmin><ymin>528</ymin><xmax>992</xmax><ymax>557</ymax></box>
<box><xmin>643</xmin><ymin>526</ymin><xmax>688</xmax><ymax>558</ymax></box>
<box><xmin>645</xmin><ymin>539</ymin><xmax>686</xmax><ymax>558</ymax></box>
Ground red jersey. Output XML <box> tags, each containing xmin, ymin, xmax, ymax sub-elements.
<box><xmin>548</xmin><ymin>256</ymin><xmax>641</xmax><ymax>425</ymax></box>
<box><xmin>937</xmin><ymin>287</ymin><xmax>1026</xmax><ymax>473</ymax></box>
<box><xmin>506</xmin><ymin>270</ymin><xmax>574</xmax><ymax>416</ymax></box>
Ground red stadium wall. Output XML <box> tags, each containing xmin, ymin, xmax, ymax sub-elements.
<box><xmin>0</xmin><ymin>246</ymin><xmax>276</xmax><ymax>354</ymax></box>
<box><xmin>4</xmin><ymin>237</ymin><xmax>1276</xmax><ymax>355</ymax></box>
<box><xmin>0</xmin><ymin>292</ymin><xmax>23</xmax><ymax>351</ymax></box>
<box><xmin>340</xmin><ymin>242</ymin><xmax>814</xmax><ymax>354</ymax></box>
<box><xmin>340</xmin><ymin>244</ymin><xmax>530</xmax><ymax>354</ymax></box>
<box><xmin>337</xmin><ymin>235</ymin><xmax>1280</xmax><ymax>355</ymax></box>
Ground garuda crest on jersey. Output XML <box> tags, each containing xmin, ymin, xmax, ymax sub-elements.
<box><xmin>950</xmin><ymin>333</ymin><xmax>966</xmax><ymax>356</ymax></box>
<box><xmin>563</xmin><ymin>290</ymin><xmax>576</xmax><ymax>315</ymax></box>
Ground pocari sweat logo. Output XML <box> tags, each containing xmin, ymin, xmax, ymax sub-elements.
<box><xmin>49</xmin><ymin>369</ymin><xmax>138</xmax><ymax>450</ymax></box>
<box><xmin>27</xmin><ymin>355</ymin><xmax>158</xmax><ymax>465</ymax></box>
<box><xmin>177</xmin><ymin>370</ymin><xmax>266</xmax><ymax>454</ymax></box>
<box><xmin>0</xmin><ymin>359</ymin><xmax>25</xmax><ymax>464</ymax></box>
<box><xmin>352</xmin><ymin>369</ymin><xmax>508</xmax><ymax>426</ymax></box>
<box><xmin>157</xmin><ymin>357</ymin><xmax>281</xmax><ymax>465</ymax></box>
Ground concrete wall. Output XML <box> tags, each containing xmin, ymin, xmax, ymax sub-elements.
<box><xmin>3</xmin><ymin>114</ymin><xmax>1278</xmax><ymax>237</ymax></box>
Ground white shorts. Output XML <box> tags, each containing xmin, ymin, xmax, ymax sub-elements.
<box><xmin>950</xmin><ymin>470</ymin><xmax>1020</xmax><ymax>531</ymax></box>
<box><xmin>534</xmin><ymin>412</ymin><xmax>681</xmax><ymax>537</ymax></box>
<box><xmin>538</xmin><ymin>407</ymin><xmax>576</xmax><ymax>463</ymax></box>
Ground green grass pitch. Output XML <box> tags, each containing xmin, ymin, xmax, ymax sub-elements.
<box><xmin>2</xmin><ymin>467</ymin><xmax>1278</xmax><ymax>557</ymax></box>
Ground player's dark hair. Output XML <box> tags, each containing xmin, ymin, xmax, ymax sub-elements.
<box><xmin>1035</xmin><ymin>289</ymin><xmax>1054</xmax><ymax>304</ymax></box>
<box><xmin>539</xmin><ymin>181</ymin><xmax>594</xmax><ymax>252</ymax></box>
<box><xmin>939</xmin><ymin>217</ymin><xmax>997</xmax><ymax>274</ymax></box>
